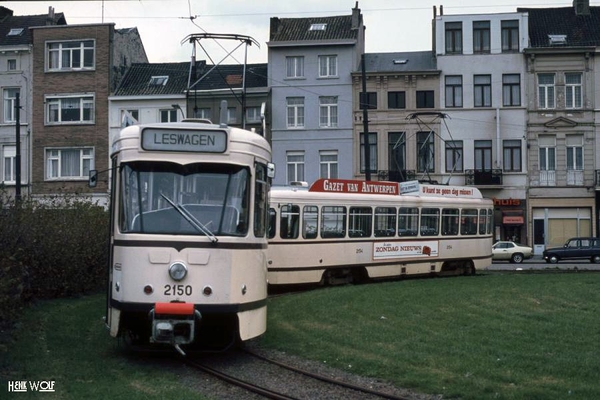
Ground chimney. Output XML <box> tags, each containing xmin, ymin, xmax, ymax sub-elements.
<box><xmin>269</xmin><ymin>17</ymin><xmax>280</xmax><ymax>40</ymax></box>
<box><xmin>573</xmin><ymin>0</ymin><xmax>590</xmax><ymax>16</ymax></box>
<box><xmin>433</xmin><ymin>5</ymin><xmax>437</xmax><ymax>18</ymax></box>
<box><xmin>440</xmin><ymin>5</ymin><xmax>444</xmax><ymax>16</ymax></box>
<box><xmin>352</xmin><ymin>2</ymin><xmax>362</xmax><ymax>30</ymax></box>
<box><xmin>47</xmin><ymin>6</ymin><xmax>55</xmax><ymax>25</ymax></box>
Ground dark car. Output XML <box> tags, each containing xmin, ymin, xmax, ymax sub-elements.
<box><xmin>542</xmin><ymin>237</ymin><xmax>600</xmax><ymax>264</ymax></box>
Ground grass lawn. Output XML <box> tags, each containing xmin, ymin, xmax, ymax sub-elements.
<box><xmin>262</xmin><ymin>272</ymin><xmax>600</xmax><ymax>400</ymax></box>
<box><xmin>2</xmin><ymin>272</ymin><xmax>599</xmax><ymax>399</ymax></box>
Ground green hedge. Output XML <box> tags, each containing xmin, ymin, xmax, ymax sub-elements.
<box><xmin>0</xmin><ymin>194</ymin><xmax>109</xmax><ymax>335</ymax></box>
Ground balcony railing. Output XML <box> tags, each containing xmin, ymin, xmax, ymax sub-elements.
<box><xmin>567</xmin><ymin>170</ymin><xmax>583</xmax><ymax>186</ymax></box>
<box><xmin>378</xmin><ymin>169</ymin><xmax>416</xmax><ymax>182</ymax></box>
<box><xmin>465</xmin><ymin>169</ymin><xmax>503</xmax><ymax>185</ymax></box>
<box><xmin>539</xmin><ymin>170</ymin><xmax>556</xmax><ymax>186</ymax></box>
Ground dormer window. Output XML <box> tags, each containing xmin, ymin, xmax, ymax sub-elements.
<box><xmin>149</xmin><ymin>76</ymin><xmax>169</xmax><ymax>86</ymax></box>
<box><xmin>309</xmin><ymin>23</ymin><xmax>327</xmax><ymax>31</ymax></box>
<box><xmin>548</xmin><ymin>35</ymin><xmax>567</xmax><ymax>46</ymax></box>
<box><xmin>7</xmin><ymin>28</ymin><xmax>24</xmax><ymax>37</ymax></box>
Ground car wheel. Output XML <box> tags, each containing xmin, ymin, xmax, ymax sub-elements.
<box><xmin>511</xmin><ymin>253</ymin><xmax>524</xmax><ymax>264</ymax></box>
<box><xmin>592</xmin><ymin>255</ymin><xmax>600</xmax><ymax>264</ymax></box>
<box><xmin>548</xmin><ymin>255</ymin><xmax>559</xmax><ymax>264</ymax></box>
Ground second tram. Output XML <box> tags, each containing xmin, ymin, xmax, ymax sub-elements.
<box><xmin>267</xmin><ymin>179</ymin><xmax>493</xmax><ymax>286</ymax></box>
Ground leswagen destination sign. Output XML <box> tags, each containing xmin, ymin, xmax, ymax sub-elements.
<box><xmin>141</xmin><ymin>128</ymin><xmax>227</xmax><ymax>152</ymax></box>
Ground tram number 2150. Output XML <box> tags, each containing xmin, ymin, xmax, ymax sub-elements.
<box><xmin>164</xmin><ymin>284</ymin><xmax>193</xmax><ymax>296</ymax></box>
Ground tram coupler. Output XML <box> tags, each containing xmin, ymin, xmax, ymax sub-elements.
<box><xmin>149</xmin><ymin>303</ymin><xmax>202</xmax><ymax>353</ymax></box>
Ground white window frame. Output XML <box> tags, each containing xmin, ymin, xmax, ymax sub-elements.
<box><xmin>120</xmin><ymin>109</ymin><xmax>139</xmax><ymax>127</ymax></box>
<box><xmin>195</xmin><ymin>108</ymin><xmax>211</xmax><ymax>120</ymax></box>
<box><xmin>538</xmin><ymin>73</ymin><xmax>555</xmax><ymax>109</ymax></box>
<box><xmin>46</xmin><ymin>94</ymin><xmax>95</xmax><ymax>125</ymax></box>
<box><xmin>160</xmin><ymin>109</ymin><xmax>178</xmax><ymax>123</ymax></box>
<box><xmin>285</xmin><ymin>56</ymin><xmax>304</xmax><ymax>78</ymax></box>
<box><xmin>7</xmin><ymin>59</ymin><xmax>17</xmax><ymax>71</ymax></box>
<box><xmin>287</xmin><ymin>151</ymin><xmax>305</xmax><ymax>183</ymax></box>
<box><xmin>45</xmin><ymin>147</ymin><xmax>94</xmax><ymax>180</ymax></box>
<box><xmin>47</xmin><ymin>40</ymin><xmax>95</xmax><ymax>71</ymax></box>
<box><xmin>565</xmin><ymin>72</ymin><xmax>583</xmax><ymax>109</ymax></box>
<box><xmin>227</xmin><ymin>107</ymin><xmax>237</xmax><ymax>124</ymax></box>
<box><xmin>319</xmin><ymin>96</ymin><xmax>338</xmax><ymax>128</ymax></box>
<box><xmin>566</xmin><ymin>135</ymin><xmax>584</xmax><ymax>171</ymax></box>
<box><xmin>318</xmin><ymin>55</ymin><xmax>337</xmax><ymax>78</ymax></box>
<box><xmin>246</xmin><ymin>106</ymin><xmax>261</xmax><ymax>123</ymax></box>
<box><xmin>286</xmin><ymin>97</ymin><xmax>304</xmax><ymax>128</ymax></box>
<box><xmin>3</xmin><ymin>88</ymin><xmax>19</xmax><ymax>123</ymax></box>
<box><xmin>2</xmin><ymin>145</ymin><xmax>16</xmax><ymax>184</ymax></box>
<box><xmin>320</xmin><ymin>150</ymin><xmax>338</xmax><ymax>179</ymax></box>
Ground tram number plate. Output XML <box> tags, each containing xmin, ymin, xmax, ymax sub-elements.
<box><xmin>164</xmin><ymin>284</ymin><xmax>192</xmax><ymax>296</ymax></box>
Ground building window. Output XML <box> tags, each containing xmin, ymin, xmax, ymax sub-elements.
<box><xmin>318</xmin><ymin>55</ymin><xmax>337</xmax><ymax>77</ymax></box>
<box><xmin>195</xmin><ymin>107</ymin><xmax>211</xmax><ymax>120</ymax></box>
<box><xmin>388</xmin><ymin>91</ymin><xmax>405</xmax><ymax>109</ymax></box>
<box><xmin>360</xmin><ymin>133</ymin><xmax>377</xmax><ymax>174</ymax></box>
<box><xmin>445</xmin><ymin>75</ymin><xmax>462</xmax><ymax>108</ymax></box>
<box><xmin>388</xmin><ymin>132</ymin><xmax>406</xmax><ymax>176</ymax></box>
<box><xmin>149</xmin><ymin>76</ymin><xmax>169</xmax><ymax>86</ymax></box>
<box><xmin>474</xmin><ymin>74</ymin><xmax>492</xmax><ymax>107</ymax></box>
<box><xmin>567</xmin><ymin>135</ymin><xmax>584</xmax><ymax>171</ymax></box>
<box><xmin>501</xmin><ymin>20</ymin><xmax>519</xmax><ymax>52</ymax></box>
<box><xmin>46</xmin><ymin>148</ymin><xmax>94</xmax><ymax>180</ymax></box>
<box><xmin>539</xmin><ymin>135</ymin><xmax>556</xmax><ymax>186</ymax></box>
<box><xmin>2</xmin><ymin>145</ymin><xmax>16</xmax><ymax>183</ymax></box>
<box><xmin>319</xmin><ymin>96</ymin><xmax>338</xmax><ymax>127</ymax></box>
<box><xmin>417</xmin><ymin>132</ymin><xmax>435</xmax><ymax>173</ymax></box>
<box><xmin>359</xmin><ymin>92</ymin><xmax>377</xmax><ymax>109</ymax></box>
<box><xmin>3</xmin><ymin>88</ymin><xmax>19</xmax><ymax>123</ymax></box>
<box><xmin>286</xmin><ymin>151</ymin><xmax>304</xmax><ymax>183</ymax></box>
<box><xmin>286</xmin><ymin>97</ymin><xmax>304</xmax><ymax>128</ymax></box>
<box><xmin>7</xmin><ymin>59</ymin><xmax>17</xmax><ymax>71</ymax></box>
<box><xmin>46</xmin><ymin>95</ymin><xmax>94</xmax><ymax>124</ymax></box>
<box><xmin>565</xmin><ymin>72</ymin><xmax>583</xmax><ymax>109</ymax></box>
<box><xmin>320</xmin><ymin>151</ymin><xmax>338</xmax><ymax>179</ymax></box>
<box><xmin>120</xmin><ymin>109</ymin><xmax>139</xmax><ymax>127</ymax></box>
<box><xmin>538</xmin><ymin>73</ymin><xmax>555</xmax><ymax>109</ymax></box>
<box><xmin>473</xmin><ymin>21</ymin><xmax>490</xmax><ymax>53</ymax></box>
<box><xmin>445</xmin><ymin>140</ymin><xmax>463</xmax><ymax>172</ymax></box>
<box><xmin>416</xmin><ymin>91</ymin><xmax>434</xmax><ymax>108</ymax></box>
<box><xmin>445</xmin><ymin>22</ymin><xmax>462</xmax><ymax>54</ymax></box>
<box><xmin>285</xmin><ymin>56</ymin><xmax>304</xmax><ymax>78</ymax></box>
<box><xmin>503</xmin><ymin>139</ymin><xmax>521</xmax><ymax>172</ymax></box>
<box><xmin>227</xmin><ymin>107</ymin><xmax>237</xmax><ymax>124</ymax></box>
<box><xmin>474</xmin><ymin>140</ymin><xmax>492</xmax><ymax>170</ymax></box>
<box><xmin>160</xmin><ymin>109</ymin><xmax>177</xmax><ymax>123</ymax></box>
<box><xmin>309</xmin><ymin>23</ymin><xmax>327</xmax><ymax>31</ymax></box>
<box><xmin>246</xmin><ymin>106</ymin><xmax>261</xmax><ymax>123</ymax></box>
<box><xmin>47</xmin><ymin>40</ymin><xmax>95</xmax><ymax>71</ymax></box>
<box><xmin>502</xmin><ymin>74</ymin><xmax>521</xmax><ymax>106</ymax></box>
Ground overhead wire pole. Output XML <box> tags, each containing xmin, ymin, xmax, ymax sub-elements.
<box><xmin>361</xmin><ymin>54</ymin><xmax>371</xmax><ymax>181</ymax></box>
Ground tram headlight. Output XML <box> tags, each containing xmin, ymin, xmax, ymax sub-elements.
<box><xmin>168</xmin><ymin>262</ymin><xmax>188</xmax><ymax>281</ymax></box>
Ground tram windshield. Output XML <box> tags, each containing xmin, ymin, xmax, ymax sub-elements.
<box><xmin>119</xmin><ymin>162</ymin><xmax>250</xmax><ymax>236</ymax></box>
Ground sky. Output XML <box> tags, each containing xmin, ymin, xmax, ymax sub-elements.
<box><xmin>4</xmin><ymin>0</ymin><xmax>587</xmax><ymax>65</ymax></box>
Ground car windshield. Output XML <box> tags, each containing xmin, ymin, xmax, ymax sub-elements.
<box><xmin>119</xmin><ymin>161</ymin><xmax>249</xmax><ymax>236</ymax></box>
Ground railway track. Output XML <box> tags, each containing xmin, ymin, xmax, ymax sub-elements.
<box><xmin>183</xmin><ymin>347</ymin><xmax>421</xmax><ymax>400</ymax></box>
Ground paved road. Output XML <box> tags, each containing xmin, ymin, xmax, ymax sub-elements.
<box><xmin>488</xmin><ymin>256</ymin><xmax>600</xmax><ymax>271</ymax></box>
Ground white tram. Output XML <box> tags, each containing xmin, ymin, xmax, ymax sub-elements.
<box><xmin>267</xmin><ymin>179</ymin><xmax>493</xmax><ymax>286</ymax></box>
<box><xmin>103</xmin><ymin>120</ymin><xmax>273</xmax><ymax>352</ymax></box>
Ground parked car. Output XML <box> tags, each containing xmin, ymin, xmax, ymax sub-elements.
<box><xmin>542</xmin><ymin>237</ymin><xmax>600</xmax><ymax>264</ymax></box>
<box><xmin>492</xmin><ymin>241</ymin><xmax>533</xmax><ymax>263</ymax></box>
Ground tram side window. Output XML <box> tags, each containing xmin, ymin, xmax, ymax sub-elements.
<box><xmin>280</xmin><ymin>205</ymin><xmax>300</xmax><ymax>239</ymax></box>
<box><xmin>268</xmin><ymin>208</ymin><xmax>277</xmax><ymax>239</ymax></box>
<box><xmin>479</xmin><ymin>209</ymin><xmax>487</xmax><ymax>235</ymax></box>
<box><xmin>349</xmin><ymin>207</ymin><xmax>372</xmax><ymax>238</ymax></box>
<box><xmin>399</xmin><ymin>207</ymin><xmax>419</xmax><ymax>236</ymax></box>
<box><xmin>420</xmin><ymin>208</ymin><xmax>440</xmax><ymax>236</ymax></box>
<box><xmin>487</xmin><ymin>208</ymin><xmax>493</xmax><ymax>234</ymax></box>
<box><xmin>321</xmin><ymin>206</ymin><xmax>346</xmax><ymax>238</ymax></box>
<box><xmin>303</xmin><ymin>206</ymin><xmax>318</xmax><ymax>239</ymax></box>
<box><xmin>375</xmin><ymin>207</ymin><xmax>396</xmax><ymax>237</ymax></box>
<box><xmin>442</xmin><ymin>208</ymin><xmax>459</xmax><ymax>235</ymax></box>
<box><xmin>461</xmin><ymin>209</ymin><xmax>478</xmax><ymax>235</ymax></box>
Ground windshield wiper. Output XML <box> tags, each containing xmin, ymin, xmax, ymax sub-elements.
<box><xmin>160</xmin><ymin>193</ymin><xmax>218</xmax><ymax>243</ymax></box>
